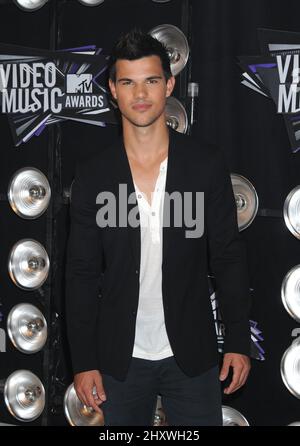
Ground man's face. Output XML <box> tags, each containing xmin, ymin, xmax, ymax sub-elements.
<box><xmin>109</xmin><ymin>55</ymin><xmax>175</xmax><ymax>128</ymax></box>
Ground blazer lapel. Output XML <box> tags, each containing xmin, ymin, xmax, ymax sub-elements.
<box><xmin>162</xmin><ymin>128</ymin><xmax>184</xmax><ymax>266</ymax></box>
<box><xmin>114</xmin><ymin>128</ymin><xmax>184</xmax><ymax>272</ymax></box>
<box><xmin>116</xmin><ymin>136</ymin><xmax>141</xmax><ymax>272</ymax></box>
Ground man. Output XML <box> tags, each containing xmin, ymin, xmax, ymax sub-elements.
<box><xmin>65</xmin><ymin>29</ymin><xmax>251</xmax><ymax>426</ymax></box>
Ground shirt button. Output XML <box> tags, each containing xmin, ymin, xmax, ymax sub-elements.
<box><xmin>151</xmin><ymin>211</ymin><xmax>156</xmax><ymax>216</ymax></box>
<box><xmin>138</xmin><ymin>194</ymin><xmax>142</xmax><ymax>199</ymax></box>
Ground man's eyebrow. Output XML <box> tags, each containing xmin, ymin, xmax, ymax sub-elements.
<box><xmin>145</xmin><ymin>75</ymin><xmax>163</xmax><ymax>80</ymax></box>
<box><xmin>117</xmin><ymin>75</ymin><xmax>163</xmax><ymax>83</ymax></box>
<box><xmin>117</xmin><ymin>78</ymin><xmax>132</xmax><ymax>83</ymax></box>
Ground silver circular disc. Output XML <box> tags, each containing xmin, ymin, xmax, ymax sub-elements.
<box><xmin>222</xmin><ymin>406</ymin><xmax>250</xmax><ymax>426</ymax></box>
<box><xmin>77</xmin><ymin>0</ymin><xmax>105</xmax><ymax>5</ymax></box>
<box><xmin>8</xmin><ymin>167</ymin><xmax>51</xmax><ymax>219</ymax></box>
<box><xmin>64</xmin><ymin>383</ymin><xmax>104</xmax><ymax>426</ymax></box>
<box><xmin>281</xmin><ymin>337</ymin><xmax>300</xmax><ymax>399</ymax></box>
<box><xmin>153</xmin><ymin>395</ymin><xmax>167</xmax><ymax>426</ymax></box>
<box><xmin>149</xmin><ymin>24</ymin><xmax>189</xmax><ymax>76</ymax></box>
<box><xmin>281</xmin><ymin>265</ymin><xmax>300</xmax><ymax>323</ymax></box>
<box><xmin>7</xmin><ymin>303</ymin><xmax>47</xmax><ymax>354</ymax></box>
<box><xmin>231</xmin><ymin>173</ymin><xmax>259</xmax><ymax>231</ymax></box>
<box><xmin>14</xmin><ymin>0</ymin><xmax>48</xmax><ymax>12</ymax></box>
<box><xmin>8</xmin><ymin>239</ymin><xmax>50</xmax><ymax>290</ymax></box>
<box><xmin>284</xmin><ymin>186</ymin><xmax>300</xmax><ymax>240</ymax></box>
<box><xmin>4</xmin><ymin>370</ymin><xmax>45</xmax><ymax>422</ymax></box>
<box><xmin>165</xmin><ymin>96</ymin><xmax>188</xmax><ymax>134</ymax></box>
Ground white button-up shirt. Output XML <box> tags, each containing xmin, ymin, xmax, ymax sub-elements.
<box><xmin>132</xmin><ymin>157</ymin><xmax>174</xmax><ymax>360</ymax></box>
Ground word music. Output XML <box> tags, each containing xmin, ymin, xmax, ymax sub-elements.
<box><xmin>0</xmin><ymin>62</ymin><xmax>63</xmax><ymax>113</ymax></box>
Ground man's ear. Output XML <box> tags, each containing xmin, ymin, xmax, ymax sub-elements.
<box><xmin>109</xmin><ymin>79</ymin><xmax>117</xmax><ymax>100</ymax></box>
<box><xmin>166</xmin><ymin>76</ymin><xmax>175</xmax><ymax>98</ymax></box>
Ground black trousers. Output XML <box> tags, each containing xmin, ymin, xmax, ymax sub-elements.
<box><xmin>100</xmin><ymin>356</ymin><xmax>222</xmax><ymax>426</ymax></box>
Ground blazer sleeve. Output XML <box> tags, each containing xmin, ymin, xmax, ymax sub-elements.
<box><xmin>65</xmin><ymin>163</ymin><xmax>104</xmax><ymax>374</ymax></box>
<box><xmin>206</xmin><ymin>146</ymin><xmax>252</xmax><ymax>356</ymax></box>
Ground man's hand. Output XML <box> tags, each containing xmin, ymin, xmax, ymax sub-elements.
<box><xmin>219</xmin><ymin>353</ymin><xmax>251</xmax><ymax>395</ymax></box>
<box><xmin>74</xmin><ymin>369</ymin><xmax>107</xmax><ymax>414</ymax></box>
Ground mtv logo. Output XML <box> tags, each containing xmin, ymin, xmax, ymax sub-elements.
<box><xmin>66</xmin><ymin>74</ymin><xmax>93</xmax><ymax>93</ymax></box>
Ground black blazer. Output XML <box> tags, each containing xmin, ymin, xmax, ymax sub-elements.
<box><xmin>65</xmin><ymin>128</ymin><xmax>251</xmax><ymax>381</ymax></box>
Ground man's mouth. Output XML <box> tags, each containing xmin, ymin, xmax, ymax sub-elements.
<box><xmin>132</xmin><ymin>103</ymin><xmax>152</xmax><ymax>111</ymax></box>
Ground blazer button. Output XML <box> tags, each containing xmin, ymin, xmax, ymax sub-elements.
<box><xmin>135</xmin><ymin>269</ymin><xmax>139</xmax><ymax>275</ymax></box>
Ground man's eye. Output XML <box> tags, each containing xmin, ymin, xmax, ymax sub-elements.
<box><xmin>122</xmin><ymin>81</ymin><xmax>131</xmax><ymax>85</ymax></box>
<box><xmin>147</xmin><ymin>79</ymin><xmax>158</xmax><ymax>84</ymax></box>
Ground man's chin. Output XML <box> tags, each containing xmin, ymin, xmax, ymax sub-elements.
<box><xmin>126</xmin><ymin>116</ymin><xmax>161</xmax><ymax>128</ymax></box>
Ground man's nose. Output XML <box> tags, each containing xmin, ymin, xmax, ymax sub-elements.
<box><xmin>134</xmin><ymin>83</ymin><xmax>147</xmax><ymax>99</ymax></box>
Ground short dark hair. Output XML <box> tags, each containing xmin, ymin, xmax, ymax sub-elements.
<box><xmin>108</xmin><ymin>28</ymin><xmax>172</xmax><ymax>83</ymax></box>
